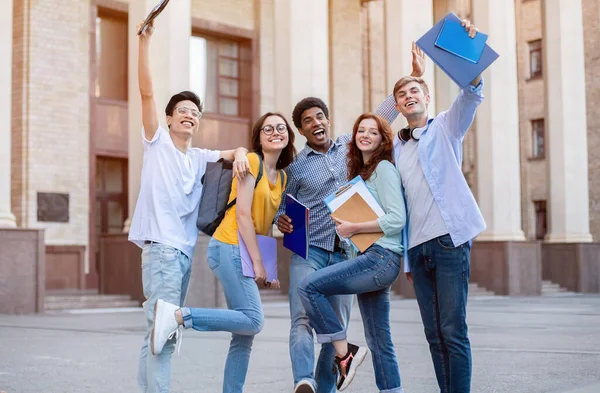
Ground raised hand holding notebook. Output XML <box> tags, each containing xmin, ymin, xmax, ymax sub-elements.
<box><xmin>137</xmin><ymin>0</ymin><xmax>170</xmax><ymax>35</ymax></box>
<box><xmin>416</xmin><ymin>12</ymin><xmax>499</xmax><ymax>88</ymax></box>
<box><xmin>324</xmin><ymin>176</ymin><xmax>384</xmax><ymax>253</ymax></box>
<box><xmin>434</xmin><ymin>18</ymin><xmax>488</xmax><ymax>64</ymax></box>
<box><xmin>283</xmin><ymin>194</ymin><xmax>309</xmax><ymax>259</ymax></box>
<box><xmin>238</xmin><ymin>233</ymin><xmax>278</xmax><ymax>282</ymax></box>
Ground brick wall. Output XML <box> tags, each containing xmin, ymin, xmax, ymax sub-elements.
<box><xmin>191</xmin><ymin>0</ymin><xmax>255</xmax><ymax>30</ymax></box>
<box><xmin>583</xmin><ymin>0</ymin><xmax>600</xmax><ymax>241</ymax></box>
<box><xmin>12</xmin><ymin>0</ymin><xmax>90</xmax><ymax>254</ymax></box>
<box><xmin>515</xmin><ymin>0</ymin><xmax>546</xmax><ymax>240</ymax></box>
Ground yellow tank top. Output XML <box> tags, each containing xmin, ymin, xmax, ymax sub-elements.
<box><xmin>212</xmin><ymin>153</ymin><xmax>287</xmax><ymax>245</ymax></box>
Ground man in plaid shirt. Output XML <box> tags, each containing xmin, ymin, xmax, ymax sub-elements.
<box><xmin>277</xmin><ymin>44</ymin><xmax>425</xmax><ymax>393</ymax></box>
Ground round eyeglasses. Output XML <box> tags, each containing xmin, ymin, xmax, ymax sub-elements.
<box><xmin>175</xmin><ymin>106</ymin><xmax>202</xmax><ymax>119</ymax></box>
<box><xmin>261</xmin><ymin>123</ymin><xmax>287</xmax><ymax>135</ymax></box>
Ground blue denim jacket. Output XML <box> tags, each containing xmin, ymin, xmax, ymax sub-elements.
<box><xmin>382</xmin><ymin>80</ymin><xmax>486</xmax><ymax>272</ymax></box>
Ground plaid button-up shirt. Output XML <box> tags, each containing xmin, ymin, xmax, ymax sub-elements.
<box><xmin>276</xmin><ymin>95</ymin><xmax>398</xmax><ymax>252</ymax></box>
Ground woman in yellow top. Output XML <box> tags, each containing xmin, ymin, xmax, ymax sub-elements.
<box><xmin>151</xmin><ymin>112</ymin><xmax>296</xmax><ymax>393</ymax></box>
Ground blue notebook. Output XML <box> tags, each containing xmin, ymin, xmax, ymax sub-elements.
<box><xmin>435</xmin><ymin>18</ymin><xmax>488</xmax><ymax>64</ymax></box>
<box><xmin>416</xmin><ymin>12</ymin><xmax>499</xmax><ymax>88</ymax></box>
<box><xmin>238</xmin><ymin>233</ymin><xmax>278</xmax><ymax>282</ymax></box>
<box><xmin>283</xmin><ymin>194</ymin><xmax>309</xmax><ymax>259</ymax></box>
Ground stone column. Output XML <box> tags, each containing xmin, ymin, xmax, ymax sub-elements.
<box><xmin>543</xmin><ymin>0</ymin><xmax>592</xmax><ymax>243</ymax></box>
<box><xmin>472</xmin><ymin>0</ymin><xmax>524</xmax><ymax>242</ymax></box>
<box><xmin>541</xmin><ymin>0</ymin><xmax>599</xmax><ymax>294</ymax></box>
<box><xmin>384</xmin><ymin>0</ymin><xmax>435</xmax><ymax>130</ymax></box>
<box><xmin>468</xmin><ymin>0</ymin><xmax>542</xmax><ymax>296</ymax></box>
<box><xmin>124</xmin><ymin>0</ymin><xmax>191</xmax><ymax>231</ymax></box>
<box><xmin>269</xmin><ymin>0</ymin><xmax>329</xmax><ymax>150</ymax></box>
<box><xmin>329</xmin><ymin>0</ymin><xmax>363</xmax><ymax>138</ymax></box>
<box><xmin>0</xmin><ymin>0</ymin><xmax>16</xmax><ymax>228</ymax></box>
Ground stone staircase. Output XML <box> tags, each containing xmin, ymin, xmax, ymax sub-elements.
<box><xmin>45</xmin><ymin>290</ymin><xmax>140</xmax><ymax>311</ymax></box>
<box><xmin>468</xmin><ymin>282</ymin><xmax>495</xmax><ymax>297</ymax></box>
<box><xmin>541</xmin><ymin>280</ymin><xmax>574</xmax><ymax>296</ymax></box>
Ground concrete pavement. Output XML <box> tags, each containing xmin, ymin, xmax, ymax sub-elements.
<box><xmin>1</xmin><ymin>294</ymin><xmax>600</xmax><ymax>393</ymax></box>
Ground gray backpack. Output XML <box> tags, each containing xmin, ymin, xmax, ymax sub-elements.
<box><xmin>196</xmin><ymin>155</ymin><xmax>284</xmax><ymax>237</ymax></box>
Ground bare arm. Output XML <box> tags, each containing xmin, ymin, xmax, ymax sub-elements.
<box><xmin>220</xmin><ymin>147</ymin><xmax>250</xmax><ymax>180</ymax></box>
<box><xmin>137</xmin><ymin>21</ymin><xmax>158</xmax><ymax>141</ymax></box>
<box><xmin>236</xmin><ymin>174</ymin><xmax>268</xmax><ymax>286</ymax></box>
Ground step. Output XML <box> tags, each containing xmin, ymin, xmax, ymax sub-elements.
<box><xmin>259</xmin><ymin>290</ymin><xmax>289</xmax><ymax>302</ymax></box>
<box><xmin>45</xmin><ymin>299</ymin><xmax>140</xmax><ymax>311</ymax></box>
<box><xmin>468</xmin><ymin>283</ymin><xmax>496</xmax><ymax>297</ymax></box>
<box><xmin>542</xmin><ymin>280</ymin><xmax>573</xmax><ymax>296</ymax></box>
<box><xmin>46</xmin><ymin>294</ymin><xmax>133</xmax><ymax>303</ymax></box>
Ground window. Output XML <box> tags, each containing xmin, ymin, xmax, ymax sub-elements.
<box><xmin>531</xmin><ymin>119</ymin><xmax>545</xmax><ymax>159</ymax></box>
<box><xmin>95</xmin><ymin>9</ymin><xmax>128</xmax><ymax>101</ymax></box>
<box><xmin>190</xmin><ymin>35</ymin><xmax>249</xmax><ymax>117</ymax></box>
<box><xmin>528</xmin><ymin>39</ymin><xmax>542</xmax><ymax>79</ymax></box>
<box><xmin>533</xmin><ymin>200</ymin><xmax>547</xmax><ymax>240</ymax></box>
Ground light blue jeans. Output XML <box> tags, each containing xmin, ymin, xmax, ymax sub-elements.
<box><xmin>298</xmin><ymin>244</ymin><xmax>403</xmax><ymax>393</ymax></box>
<box><xmin>137</xmin><ymin>243</ymin><xmax>192</xmax><ymax>393</ymax></box>
<box><xmin>289</xmin><ymin>246</ymin><xmax>353</xmax><ymax>393</ymax></box>
<box><xmin>179</xmin><ymin>238</ymin><xmax>264</xmax><ymax>393</ymax></box>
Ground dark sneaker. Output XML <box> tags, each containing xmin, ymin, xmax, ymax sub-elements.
<box><xmin>334</xmin><ymin>343</ymin><xmax>369</xmax><ymax>391</ymax></box>
<box><xmin>293</xmin><ymin>379</ymin><xmax>315</xmax><ymax>393</ymax></box>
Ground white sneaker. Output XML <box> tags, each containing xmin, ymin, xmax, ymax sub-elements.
<box><xmin>151</xmin><ymin>299</ymin><xmax>181</xmax><ymax>356</ymax></box>
<box><xmin>293</xmin><ymin>380</ymin><xmax>315</xmax><ymax>393</ymax></box>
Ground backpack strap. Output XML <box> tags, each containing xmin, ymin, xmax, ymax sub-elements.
<box><xmin>222</xmin><ymin>154</ymin><xmax>264</xmax><ymax>212</ymax></box>
<box><xmin>279</xmin><ymin>169</ymin><xmax>285</xmax><ymax>188</ymax></box>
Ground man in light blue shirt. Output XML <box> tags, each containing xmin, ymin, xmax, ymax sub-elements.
<box><xmin>380</xmin><ymin>20</ymin><xmax>484</xmax><ymax>393</ymax></box>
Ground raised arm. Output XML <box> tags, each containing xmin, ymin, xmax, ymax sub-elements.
<box><xmin>375</xmin><ymin>42</ymin><xmax>426</xmax><ymax>124</ymax></box>
<box><xmin>137</xmin><ymin>21</ymin><xmax>159</xmax><ymax>141</ymax></box>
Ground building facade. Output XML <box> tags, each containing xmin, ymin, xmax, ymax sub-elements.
<box><xmin>1</xmin><ymin>0</ymin><xmax>599</xmax><ymax>307</ymax></box>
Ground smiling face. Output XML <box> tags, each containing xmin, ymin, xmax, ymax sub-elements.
<box><xmin>298</xmin><ymin>107</ymin><xmax>331</xmax><ymax>152</ymax></box>
<box><xmin>259</xmin><ymin>115</ymin><xmax>290</xmax><ymax>153</ymax></box>
<box><xmin>166</xmin><ymin>100</ymin><xmax>201</xmax><ymax>137</ymax></box>
<box><xmin>355</xmin><ymin>118</ymin><xmax>382</xmax><ymax>158</ymax></box>
<box><xmin>394</xmin><ymin>81</ymin><xmax>430</xmax><ymax>119</ymax></box>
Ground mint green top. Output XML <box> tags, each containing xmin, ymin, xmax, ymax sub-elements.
<box><xmin>365</xmin><ymin>160</ymin><xmax>406</xmax><ymax>256</ymax></box>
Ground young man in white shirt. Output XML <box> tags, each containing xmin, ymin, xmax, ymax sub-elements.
<box><xmin>130</xmin><ymin>21</ymin><xmax>250</xmax><ymax>393</ymax></box>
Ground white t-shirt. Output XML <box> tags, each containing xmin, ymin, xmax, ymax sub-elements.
<box><xmin>397</xmin><ymin>135</ymin><xmax>448</xmax><ymax>250</ymax></box>
<box><xmin>128</xmin><ymin>126</ymin><xmax>220</xmax><ymax>258</ymax></box>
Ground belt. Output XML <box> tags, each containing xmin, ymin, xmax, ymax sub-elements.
<box><xmin>333</xmin><ymin>237</ymin><xmax>343</xmax><ymax>253</ymax></box>
<box><xmin>144</xmin><ymin>240</ymin><xmax>159</xmax><ymax>245</ymax></box>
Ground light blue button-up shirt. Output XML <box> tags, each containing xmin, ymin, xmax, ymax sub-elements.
<box><xmin>377</xmin><ymin>80</ymin><xmax>486</xmax><ymax>272</ymax></box>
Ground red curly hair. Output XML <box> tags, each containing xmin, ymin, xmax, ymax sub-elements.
<box><xmin>347</xmin><ymin>113</ymin><xmax>395</xmax><ymax>181</ymax></box>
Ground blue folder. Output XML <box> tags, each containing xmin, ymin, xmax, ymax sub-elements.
<box><xmin>283</xmin><ymin>194</ymin><xmax>309</xmax><ymax>259</ymax></box>
<box><xmin>435</xmin><ymin>18</ymin><xmax>488</xmax><ymax>64</ymax></box>
<box><xmin>416</xmin><ymin>12</ymin><xmax>499</xmax><ymax>88</ymax></box>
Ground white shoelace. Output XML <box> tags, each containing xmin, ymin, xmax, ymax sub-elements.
<box><xmin>168</xmin><ymin>326</ymin><xmax>183</xmax><ymax>355</ymax></box>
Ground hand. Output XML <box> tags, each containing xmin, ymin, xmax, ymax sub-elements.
<box><xmin>332</xmin><ymin>217</ymin><xmax>358</xmax><ymax>239</ymax></box>
<box><xmin>136</xmin><ymin>20</ymin><xmax>154</xmax><ymax>41</ymax></box>
<box><xmin>232</xmin><ymin>150</ymin><xmax>250</xmax><ymax>181</ymax></box>
<box><xmin>461</xmin><ymin>19</ymin><xmax>478</xmax><ymax>38</ymax></box>
<box><xmin>268</xmin><ymin>280</ymin><xmax>281</xmax><ymax>290</ymax></box>
<box><xmin>410</xmin><ymin>41</ymin><xmax>426</xmax><ymax>77</ymax></box>
<box><xmin>253</xmin><ymin>262</ymin><xmax>268</xmax><ymax>287</ymax></box>
<box><xmin>406</xmin><ymin>272</ymin><xmax>413</xmax><ymax>285</ymax></box>
<box><xmin>276</xmin><ymin>214</ymin><xmax>293</xmax><ymax>234</ymax></box>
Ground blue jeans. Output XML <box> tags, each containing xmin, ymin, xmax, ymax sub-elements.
<box><xmin>408</xmin><ymin>234</ymin><xmax>472</xmax><ymax>393</ymax></box>
<box><xmin>298</xmin><ymin>244</ymin><xmax>403</xmax><ymax>393</ymax></box>
<box><xmin>179</xmin><ymin>238</ymin><xmax>263</xmax><ymax>393</ymax></box>
<box><xmin>289</xmin><ymin>246</ymin><xmax>353</xmax><ymax>393</ymax></box>
<box><xmin>137</xmin><ymin>243</ymin><xmax>192</xmax><ymax>393</ymax></box>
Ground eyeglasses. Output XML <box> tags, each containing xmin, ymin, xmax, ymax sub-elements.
<box><xmin>261</xmin><ymin>123</ymin><xmax>287</xmax><ymax>135</ymax></box>
<box><xmin>175</xmin><ymin>106</ymin><xmax>202</xmax><ymax>119</ymax></box>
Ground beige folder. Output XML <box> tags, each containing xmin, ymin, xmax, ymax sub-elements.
<box><xmin>330</xmin><ymin>192</ymin><xmax>383</xmax><ymax>253</ymax></box>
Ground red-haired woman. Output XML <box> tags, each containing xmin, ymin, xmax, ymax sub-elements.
<box><xmin>298</xmin><ymin>113</ymin><xmax>406</xmax><ymax>393</ymax></box>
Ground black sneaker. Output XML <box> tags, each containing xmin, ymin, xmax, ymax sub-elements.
<box><xmin>334</xmin><ymin>343</ymin><xmax>369</xmax><ymax>391</ymax></box>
